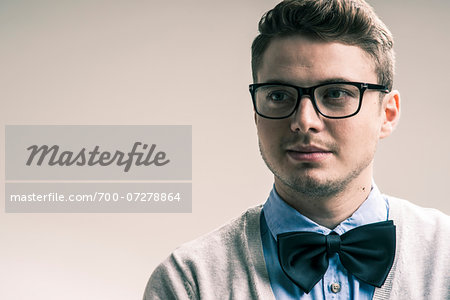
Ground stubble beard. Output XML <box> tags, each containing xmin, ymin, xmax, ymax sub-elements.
<box><xmin>259</xmin><ymin>140</ymin><xmax>375</xmax><ymax>199</ymax></box>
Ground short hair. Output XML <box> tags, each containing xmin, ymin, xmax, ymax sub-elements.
<box><xmin>251</xmin><ymin>0</ymin><xmax>395</xmax><ymax>90</ymax></box>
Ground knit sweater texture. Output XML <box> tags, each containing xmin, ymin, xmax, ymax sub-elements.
<box><xmin>144</xmin><ymin>197</ymin><xmax>450</xmax><ymax>300</ymax></box>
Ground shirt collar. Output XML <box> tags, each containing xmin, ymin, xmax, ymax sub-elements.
<box><xmin>263</xmin><ymin>181</ymin><xmax>388</xmax><ymax>241</ymax></box>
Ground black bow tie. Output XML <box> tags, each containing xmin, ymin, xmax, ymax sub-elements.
<box><xmin>277</xmin><ymin>220</ymin><xmax>396</xmax><ymax>294</ymax></box>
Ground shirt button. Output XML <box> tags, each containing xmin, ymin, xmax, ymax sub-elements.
<box><xmin>330</xmin><ymin>282</ymin><xmax>341</xmax><ymax>293</ymax></box>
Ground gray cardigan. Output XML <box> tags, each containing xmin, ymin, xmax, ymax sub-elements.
<box><xmin>144</xmin><ymin>197</ymin><xmax>450</xmax><ymax>299</ymax></box>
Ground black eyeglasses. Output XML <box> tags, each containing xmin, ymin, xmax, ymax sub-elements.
<box><xmin>249</xmin><ymin>81</ymin><xmax>389</xmax><ymax>119</ymax></box>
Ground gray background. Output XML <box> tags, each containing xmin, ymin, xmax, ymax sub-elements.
<box><xmin>0</xmin><ymin>0</ymin><xmax>449</xmax><ymax>299</ymax></box>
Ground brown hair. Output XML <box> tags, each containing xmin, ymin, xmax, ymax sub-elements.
<box><xmin>251</xmin><ymin>0</ymin><xmax>395</xmax><ymax>90</ymax></box>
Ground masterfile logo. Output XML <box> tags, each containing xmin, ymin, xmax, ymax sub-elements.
<box><xmin>6</xmin><ymin>125</ymin><xmax>191</xmax><ymax>180</ymax></box>
<box><xmin>26</xmin><ymin>142</ymin><xmax>170</xmax><ymax>172</ymax></box>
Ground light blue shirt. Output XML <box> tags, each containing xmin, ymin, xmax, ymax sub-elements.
<box><xmin>260</xmin><ymin>183</ymin><xmax>389</xmax><ymax>300</ymax></box>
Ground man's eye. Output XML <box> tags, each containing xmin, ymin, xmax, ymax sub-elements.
<box><xmin>324</xmin><ymin>89</ymin><xmax>350</xmax><ymax>99</ymax></box>
<box><xmin>268</xmin><ymin>91</ymin><xmax>290</xmax><ymax>101</ymax></box>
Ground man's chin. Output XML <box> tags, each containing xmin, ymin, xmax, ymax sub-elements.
<box><xmin>275</xmin><ymin>173</ymin><xmax>345</xmax><ymax>198</ymax></box>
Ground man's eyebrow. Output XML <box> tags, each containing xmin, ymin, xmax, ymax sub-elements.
<box><xmin>258</xmin><ymin>79</ymin><xmax>294</xmax><ymax>85</ymax></box>
<box><xmin>317</xmin><ymin>77</ymin><xmax>355</xmax><ymax>84</ymax></box>
<box><xmin>259</xmin><ymin>77</ymin><xmax>356</xmax><ymax>86</ymax></box>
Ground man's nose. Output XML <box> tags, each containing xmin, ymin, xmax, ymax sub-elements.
<box><xmin>289</xmin><ymin>96</ymin><xmax>325</xmax><ymax>133</ymax></box>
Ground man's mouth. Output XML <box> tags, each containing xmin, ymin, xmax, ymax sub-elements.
<box><xmin>286</xmin><ymin>145</ymin><xmax>332</xmax><ymax>162</ymax></box>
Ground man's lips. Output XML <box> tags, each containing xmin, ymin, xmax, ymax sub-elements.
<box><xmin>286</xmin><ymin>145</ymin><xmax>333</xmax><ymax>161</ymax></box>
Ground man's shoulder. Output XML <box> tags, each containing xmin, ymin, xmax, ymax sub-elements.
<box><xmin>144</xmin><ymin>205</ymin><xmax>268</xmax><ymax>300</ymax></box>
<box><xmin>386</xmin><ymin>195</ymin><xmax>449</xmax><ymax>231</ymax></box>
<box><xmin>171</xmin><ymin>204</ymin><xmax>263</xmax><ymax>260</ymax></box>
<box><xmin>379</xmin><ymin>196</ymin><xmax>450</xmax><ymax>299</ymax></box>
<box><xmin>385</xmin><ymin>195</ymin><xmax>450</xmax><ymax>255</ymax></box>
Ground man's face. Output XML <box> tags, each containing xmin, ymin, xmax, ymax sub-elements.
<box><xmin>255</xmin><ymin>35</ymin><xmax>394</xmax><ymax>198</ymax></box>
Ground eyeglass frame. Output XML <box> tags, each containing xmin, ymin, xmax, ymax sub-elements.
<box><xmin>249</xmin><ymin>81</ymin><xmax>389</xmax><ymax>119</ymax></box>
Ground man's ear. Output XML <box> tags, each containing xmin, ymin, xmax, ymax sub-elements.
<box><xmin>254</xmin><ymin>112</ymin><xmax>258</xmax><ymax>125</ymax></box>
<box><xmin>379</xmin><ymin>90</ymin><xmax>401</xmax><ymax>139</ymax></box>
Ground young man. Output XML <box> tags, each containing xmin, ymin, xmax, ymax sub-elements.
<box><xmin>144</xmin><ymin>1</ymin><xmax>450</xmax><ymax>299</ymax></box>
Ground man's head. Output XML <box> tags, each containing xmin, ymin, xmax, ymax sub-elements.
<box><xmin>251</xmin><ymin>0</ymin><xmax>400</xmax><ymax>201</ymax></box>
<box><xmin>251</xmin><ymin>0</ymin><xmax>395</xmax><ymax>90</ymax></box>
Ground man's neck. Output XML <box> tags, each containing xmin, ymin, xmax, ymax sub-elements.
<box><xmin>275</xmin><ymin>176</ymin><xmax>372</xmax><ymax>229</ymax></box>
